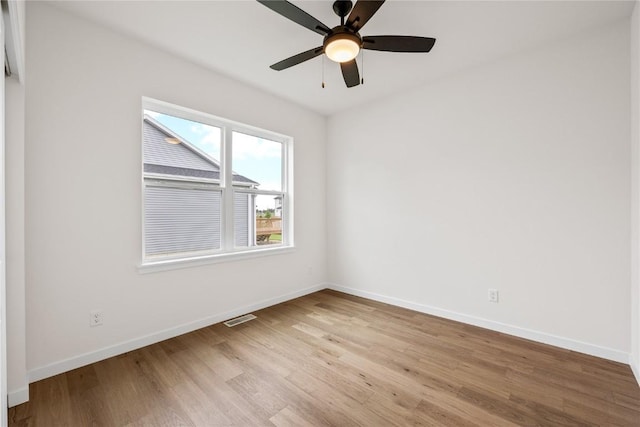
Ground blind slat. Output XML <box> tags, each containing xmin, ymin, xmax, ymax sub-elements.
<box><xmin>144</xmin><ymin>186</ymin><xmax>221</xmax><ymax>255</ymax></box>
<box><xmin>234</xmin><ymin>192</ymin><xmax>251</xmax><ymax>247</ymax></box>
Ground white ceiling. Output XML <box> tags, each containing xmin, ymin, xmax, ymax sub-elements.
<box><xmin>52</xmin><ymin>0</ymin><xmax>635</xmax><ymax>116</ymax></box>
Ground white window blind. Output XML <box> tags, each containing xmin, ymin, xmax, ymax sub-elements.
<box><xmin>234</xmin><ymin>192</ymin><xmax>252</xmax><ymax>247</ymax></box>
<box><xmin>144</xmin><ymin>184</ymin><xmax>221</xmax><ymax>256</ymax></box>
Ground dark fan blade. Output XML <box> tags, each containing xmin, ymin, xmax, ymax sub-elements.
<box><xmin>346</xmin><ymin>0</ymin><xmax>385</xmax><ymax>32</ymax></box>
<box><xmin>257</xmin><ymin>0</ymin><xmax>330</xmax><ymax>35</ymax></box>
<box><xmin>270</xmin><ymin>46</ymin><xmax>324</xmax><ymax>71</ymax></box>
<box><xmin>363</xmin><ymin>36</ymin><xmax>436</xmax><ymax>52</ymax></box>
<box><xmin>340</xmin><ymin>59</ymin><xmax>360</xmax><ymax>88</ymax></box>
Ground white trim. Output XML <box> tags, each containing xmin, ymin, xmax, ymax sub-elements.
<box><xmin>284</xmin><ymin>132</ymin><xmax>294</xmax><ymax>247</ymax></box>
<box><xmin>7</xmin><ymin>386</ymin><xmax>28</xmax><ymax>407</ymax></box>
<box><xmin>142</xmin><ymin>97</ymin><xmax>290</xmax><ymax>144</ymax></box>
<box><xmin>20</xmin><ymin>283</ymin><xmax>637</xmax><ymax>398</ymax></box>
<box><xmin>144</xmin><ymin>173</ymin><xmax>253</xmax><ymax>188</ymax></box>
<box><xmin>28</xmin><ymin>283</ymin><xmax>326</xmax><ymax>384</ymax></box>
<box><xmin>222</xmin><ymin>121</ymin><xmax>233</xmax><ymax>251</ymax></box>
<box><xmin>145</xmin><ymin>179</ymin><xmax>221</xmax><ymax>191</ymax></box>
<box><xmin>138</xmin><ymin>245</ymin><xmax>295</xmax><ymax>274</ymax></box>
<box><xmin>140</xmin><ymin>104</ymin><xmax>147</xmax><ymax>259</ymax></box>
<box><xmin>231</xmin><ymin>188</ymin><xmax>284</xmax><ymax>197</ymax></box>
<box><xmin>144</xmin><ymin>174</ymin><xmax>221</xmax><ymax>186</ymax></box>
<box><xmin>631</xmin><ymin>355</ymin><xmax>640</xmax><ymax>386</ymax></box>
<box><xmin>0</xmin><ymin>8</ymin><xmax>7</xmax><ymax>425</ymax></box>
<box><xmin>327</xmin><ymin>283</ymin><xmax>630</xmax><ymax>364</ymax></box>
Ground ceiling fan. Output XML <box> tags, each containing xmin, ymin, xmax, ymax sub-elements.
<box><xmin>257</xmin><ymin>0</ymin><xmax>436</xmax><ymax>88</ymax></box>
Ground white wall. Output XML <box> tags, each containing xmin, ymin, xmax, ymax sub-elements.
<box><xmin>5</xmin><ymin>77</ymin><xmax>26</xmax><ymax>405</ymax></box>
<box><xmin>631</xmin><ymin>0</ymin><xmax>640</xmax><ymax>383</ymax></box>
<box><xmin>23</xmin><ymin>2</ymin><xmax>326</xmax><ymax>381</ymax></box>
<box><xmin>15</xmin><ymin>0</ymin><xmax>639</xmax><ymax>402</ymax></box>
<box><xmin>327</xmin><ymin>21</ymin><xmax>631</xmax><ymax>361</ymax></box>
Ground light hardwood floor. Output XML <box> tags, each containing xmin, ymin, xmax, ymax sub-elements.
<box><xmin>9</xmin><ymin>290</ymin><xmax>640</xmax><ymax>426</ymax></box>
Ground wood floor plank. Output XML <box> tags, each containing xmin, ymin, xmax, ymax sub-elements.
<box><xmin>9</xmin><ymin>290</ymin><xmax>640</xmax><ymax>426</ymax></box>
<box><xmin>269</xmin><ymin>406</ymin><xmax>316</xmax><ymax>427</ymax></box>
<box><xmin>413</xmin><ymin>398</ymin><xmax>482</xmax><ymax>427</ymax></box>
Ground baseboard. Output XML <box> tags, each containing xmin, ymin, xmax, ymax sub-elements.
<box><xmin>22</xmin><ymin>282</ymin><xmax>634</xmax><ymax>398</ymax></box>
<box><xmin>28</xmin><ymin>283</ymin><xmax>326</xmax><ymax>384</ymax></box>
<box><xmin>8</xmin><ymin>386</ymin><xmax>29</xmax><ymax>407</ymax></box>
<box><xmin>631</xmin><ymin>355</ymin><xmax>640</xmax><ymax>386</ymax></box>
<box><xmin>327</xmin><ymin>284</ymin><xmax>629</xmax><ymax>364</ymax></box>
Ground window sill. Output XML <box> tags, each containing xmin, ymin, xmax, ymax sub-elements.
<box><xmin>138</xmin><ymin>245</ymin><xmax>295</xmax><ymax>274</ymax></box>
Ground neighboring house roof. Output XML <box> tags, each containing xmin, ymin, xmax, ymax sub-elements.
<box><xmin>143</xmin><ymin>115</ymin><xmax>258</xmax><ymax>186</ymax></box>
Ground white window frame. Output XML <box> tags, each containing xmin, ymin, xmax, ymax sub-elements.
<box><xmin>139</xmin><ymin>97</ymin><xmax>294</xmax><ymax>273</ymax></box>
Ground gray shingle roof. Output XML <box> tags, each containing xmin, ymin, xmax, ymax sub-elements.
<box><xmin>143</xmin><ymin>115</ymin><xmax>258</xmax><ymax>186</ymax></box>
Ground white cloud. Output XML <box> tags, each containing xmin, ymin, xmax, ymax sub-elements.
<box><xmin>191</xmin><ymin>123</ymin><xmax>221</xmax><ymax>160</ymax></box>
<box><xmin>233</xmin><ymin>133</ymin><xmax>281</xmax><ymax>160</ymax></box>
<box><xmin>255</xmin><ymin>179</ymin><xmax>281</xmax><ymax>192</ymax></box>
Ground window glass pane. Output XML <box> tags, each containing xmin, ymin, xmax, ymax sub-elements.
<box><xmin>142</xmin><ymin>100</ymin><xmax>292</xmax><ymax>263</ymax></box>
<box><xmin>234</xmin><ymin>193</ymin><xmax>283</xmax><ymax>247</ymax></box>
<box><xmin>143</xmin><ymin>109</ymin><xmax>221</xmax><ymax>180</ymax></box>
<box><xmin>256</xmin><ymin>194</ymin><xmax>283</xmax><ymax>247</ymax></box>
<box><xmin>232</xmin><ymin>131</ymin><xmax>282</xmax><ymax>191</ymax></box>
<box><xmin>145</xmin><ymin>185</ymin><xmax>221</xmax><ymax>257</ymax></box>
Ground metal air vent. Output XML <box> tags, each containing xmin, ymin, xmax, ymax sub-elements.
<box><xmin>223</xmin><ymin>314</ymin><xmax>257</xmax><ymax>327</ymax></box>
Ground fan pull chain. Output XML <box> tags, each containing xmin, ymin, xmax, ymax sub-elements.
<box><xmin>360</xmin><ymin>49</ymin><xmax>365</xmax><ymax>85</ymax></box>
<box><xmin>322</xmin><ymin>54</ymin><xmax>326</xmax><ymax>88</ymax></box>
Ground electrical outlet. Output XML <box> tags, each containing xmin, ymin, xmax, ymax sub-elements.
<box><xmin>90</xmin><ymin>310</ymin><xmax>103</xmax><ymax>327</ymax></box>
<box><xmin>488</xmin><ymin>289</ymin><xmax>499</xmax><ymax>303</ymax></box>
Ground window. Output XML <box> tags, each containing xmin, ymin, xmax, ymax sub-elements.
<box><xmin>141</xmin><ymin>98</ymin><xmax>292</xmax><ymax>267</ymax></box>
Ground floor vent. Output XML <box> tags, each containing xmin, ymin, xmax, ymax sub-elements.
<box><xmin>223</xmin><ymin>314</ymin><xmax>257</xmax><ymax>327</ymax></box>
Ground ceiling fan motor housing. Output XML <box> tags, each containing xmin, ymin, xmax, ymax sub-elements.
<box><xmin>323</xmin><ymin>26</ymin><xmax>362</xmax><ymax>50</ymax></box>
<box><xmin>333</xmin><ymin>0</ymin><xmax>354</xmax><ymax>18</ymax></box>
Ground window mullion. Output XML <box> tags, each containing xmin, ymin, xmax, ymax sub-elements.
<box><xmin>283</xmin><ymin>137</ymin><xmax>292</xmax><ymax>246</ymax></box>
<box><xmin>222</xmin><ymin>126</ymin><xmax>234</xmax><ymax>251</ymax></box>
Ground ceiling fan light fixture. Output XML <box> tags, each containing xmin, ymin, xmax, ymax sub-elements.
<box><xmin>324</xmin><ymin>32</ymin><xmax>361</xmax><ymax>63</ymax></box>
<box><xmin>258</xmin><ymin>0</ymin><xmax>436</xmax><ymax>88</ymax></box>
